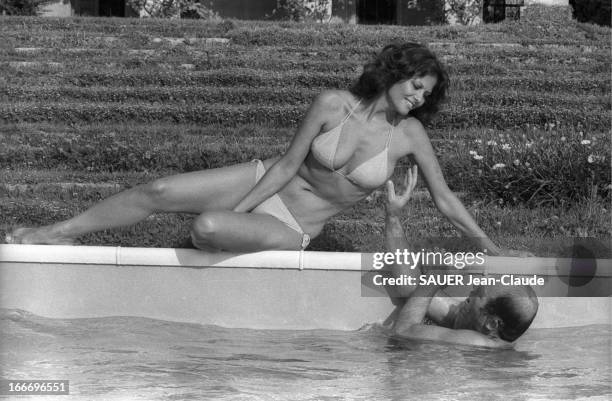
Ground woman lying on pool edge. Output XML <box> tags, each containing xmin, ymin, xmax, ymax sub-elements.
<box><xmin>385</xmin><ymin>166</ymin><xmax>538</xmax><ymax>348</ymax></box>
<box><xmin>7</xmin><ymin>43</ymin><xmax>527</xmax><ymax>256</ymax></box>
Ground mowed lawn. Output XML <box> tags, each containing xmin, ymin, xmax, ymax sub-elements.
<box><xmin>0</xmin><ymin>13</ymin><xmax>610</xmax><ymax>255</ymax></box>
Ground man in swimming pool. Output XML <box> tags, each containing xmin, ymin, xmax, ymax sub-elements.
<box><xmin>384</xmin><ymin>166</ymin><xmax>538</xmax><ymax>348</ymax></box>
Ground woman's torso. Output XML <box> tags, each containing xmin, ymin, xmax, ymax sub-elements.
<box><xmin>263</xmin><ymin>92</ymin><xmax>413</xmax><ymax>237</ymax></box>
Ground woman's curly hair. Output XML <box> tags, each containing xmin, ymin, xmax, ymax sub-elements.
<box><xmin>350</xmin><ymin>43</ymin><xmax>449</xmax><ymax>124</ymax></box>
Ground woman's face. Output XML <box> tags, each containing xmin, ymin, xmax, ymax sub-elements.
<box><xmin>386</xmin><ymin>74</ymin><xmax>437</xmax><ymax>116</ymax></box>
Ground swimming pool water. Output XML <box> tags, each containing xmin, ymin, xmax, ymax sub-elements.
<box><xmin>1</xmin><ymin>309</ymin><xmax>610</xmax><ymax>401</ymax></box>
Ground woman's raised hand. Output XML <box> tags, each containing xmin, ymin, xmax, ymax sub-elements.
<box><xmin>385</xmin><ymin>165</ymin><xmax>418</xmax><ymax>216</ymax></box>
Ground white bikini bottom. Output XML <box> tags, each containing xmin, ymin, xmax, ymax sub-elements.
<box><xmin>251</xmin><ymin>159</ymin><xmax>311</xmax><ymax>250</ymax></box>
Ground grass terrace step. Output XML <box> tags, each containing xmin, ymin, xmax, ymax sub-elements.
<box><xmin>0</xmin><ymin>102</ymin><xmax>303</xmax><ymax>126</ymax></box>
<box><xmin>3</xmin><ymin>43</ymin><xmax>610</xmax><ymax>64</ymax></box>
<box><xmin>452</xmin><ymin>91</ymin><xmax>609</xmax><ymax>111</ymax></box>
<box><xmin>1</xmin><ymin>85</ymin><xmax>608</xmax><ymax>112</ymax></box>
<box><xmin>1</xmin><ymin>54</ymin><xmax>608</xmax><ymax>78</ymax></box>
<box><xmin>1</xmin><ymin>129</ymin><xmax>287</xmax><ymax>172</ymax></box>
<box><xmin>0</xmin><ymin>121</ymin><xmax>294</xmax><ymax>141</ymax></box>
<box><xmin>1</xmin><ymin>101</ymin><xmax>607</xmax><ymax>130</ymax></box>
<box><xmin>4</xmin><ymin>61</ymin><xmax>64</xmax><ymax>69</ymax></box>
<box><xmin>0</xmin><ymin>58</ymin><xmax>362</xmax><ymax>76</ymax></box>
<box><xmin>3</xmin><ymin>68</ymin><xmax>609</xmax><ymax>97</ymax></box>
<box><xmin>0</xmin><ymin>85</ymin><xmax>318</xmax><ymax>105</ymax></box>
<box><xmin>28</xmin><ymin>69</ymin><xmax>348</xmax><ymax>89</ymax></box>
<box><xmin>14</xmin><ymin>122</ymin><xmax>598</xmax><ymax>157</ymax></box>
<box><xmin>1</xmin><ymin>23</ymin><xmax>608</xmax><ymax>52</ymax></box>
<box><xmin>0</xmin><ymin>167</ymin><xmax>158</xmax><ymax>185</ymax></box>
<box><xmin>2</xmin><ymin>182</ymin><xmax>126</xmax><ymax>201</ymax></box>
<box><xmin>3</xmin><ymin>122</ymin><xmax>607</xmax><ymax>165</ymax></box>
<box><xmin>1</xmin><ymin>121</ymin><xmax>605</xmax><ymax>140</ymax></box>
<box><xmin>2</xmin><ymin>48</ymin><xmax>609</xmax><ymax>74</ymax></box>
<box><xmin>2</xmin><ymin>122</ymin><xmax>605</xmax><ymax>151</ymax></box>
<box><xmin>3</xmin><ymin>41</ymin><xmax>610</xmax><ymax>63</ymax></box>
<box><xmin>1</xmin><ymin>32</ymin><xmax>233</xmax><ymax>49</ymax></box>
<box><xmin>5</xmin><ymin>39</ymin><xmax>609</xmax><ymax>51</ymax></box>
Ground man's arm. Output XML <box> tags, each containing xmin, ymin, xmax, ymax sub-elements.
<box><xmin>385</xmin><ymin>206</ymin><xmax>410</xmax><ymax>256</ymax></box>
<box><xmin>392</xmin><ymin>284</ymin><xmax>509</xmax><ymax>348</ymax></box>
<box><xmin>384</xmin><ymin>168</ymin><xmax>452</xmax><ymax>323</ymax></box>
<box><xmin>395</xmin><ymin>324</ymin><xmax>511</xmax><ymax>348</ymax></box>
<box><xmin>384</xmin><ymin>167</ymin><xmax>420</xmax><ymax>297</ymax></box>
<box><xmin>384</xmin><ymin>170</ymin><xmax>415</xmax><ymax>252</ymax></box>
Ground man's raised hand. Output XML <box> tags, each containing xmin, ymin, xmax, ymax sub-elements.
<box><xmin>385</xmin><ymin>165</ymin><xmax>418</xmax><ymax>216</ymax></box>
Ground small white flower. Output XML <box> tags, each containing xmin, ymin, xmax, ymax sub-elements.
<box><xmin>513</xmin><ymin>159</ymin><xmax>520</xmax><ymax>166</ymax></box>
<box><xmin>525</xmin><ymin>162</ymin><xmax>530</xmax><ymax>167</ymax></box>
<box><xmin>492</xmin><ymin>163</ymin><xmax>506</xmax><ymax>170</ymax></box>
<box><xmin>560</xmin><ymin>136</ymin><xmax>566</xmax><ymax>141</ymax></box>
<box><xmin>501</xmin><ymin>144</ymin><xmax>511</xmax><ymax>151</ymax></box>
<box><xmin>526</xmin><ymin>142</ymin><xmax>533</xmax><ymax>148</ymax></box>
<box><xmin>469</xmin><ymin>150</ymin><xmax>477</xmax><ymax>156</ymax></box>
<box><xmin>581</xmin><ymin>140</ymin><xmax>591</xmax><ymax>145</ymax></box>
<box><xmin>487</xmin><ymin>140</ymin><xmax>497</xmax><ymax>146</ymax></box>
<box><xmin>473</xmin><ymin>155</ymin><xmax>484</xmax><ymax>160</ymax></box>
<box><xmin>587</xmin><ymin>154</ymin><xmax>595</xmax><ymax>163</ymax></box>
<box><xmin>579</xmin><ymin>131</ymin><xmax>584</xmax><ymax>136</ymax></box>
<box><xmin>504</xmin><ymin>183</ymin><xmax>511</xmax><ymax>189</ymax></box>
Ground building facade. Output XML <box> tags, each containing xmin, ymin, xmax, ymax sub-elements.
<box><xmin>40</xmin><ymin>0</ymin><xmax>569</xmax><ymax>23</ymax></box>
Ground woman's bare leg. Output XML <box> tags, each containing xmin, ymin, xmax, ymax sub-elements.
<box><xmin>190</xmin><ymin>210</ymin><xmax>306</xmax><ymax>252</ymax></box>
<box><xmin>6</xmin><ymin>162</ymin><xmax>259</xmax><ymax>245</ymax></box>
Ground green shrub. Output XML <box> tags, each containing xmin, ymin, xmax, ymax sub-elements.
<box><xmin>521</xmin><ymin>3</ymin><xmax>574</xmax><ymax>26</ymax></box>
<box><xmin>0</xmin><ymin>0</ymin><xmax>54</xmax><ymax>15</ymax></box>
<box><xmin>125</xmin><ymin>0</ymin><xmax>219</xmax><ymax>19</ymax></box>
<box><xmin>446</xmin><ymin>0</ymin><xmax>482</xmax><ymax>25</ymax></box>
<box><xmin>443</xmin><ymin>128</ymin><xmax>611</xmax><ymax>206</ymax></box>
<box><xmin>570</xmin><ymin>0</ymin><xmax>611</xmax><ymax>26</ymax></box>
<box><xmin>268</xmin><ymin>0</ymin><xmax>332</xmax><ymax>22</ymax></box>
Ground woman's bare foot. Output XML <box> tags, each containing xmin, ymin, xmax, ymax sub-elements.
<box><xmin>5</xmin><ymin>227</ymin><xmax>75</xmax><ymax>245</ymax></box>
